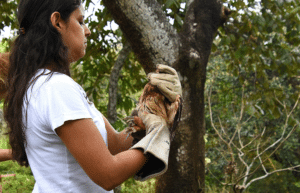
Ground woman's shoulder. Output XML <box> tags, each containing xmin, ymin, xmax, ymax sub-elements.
<box><xmin>34</xmin><ymin>69</ymin><xmax>76</xmax><ymax>86</ymax></box>
<box><xmin>37</xmin><ymin>68</ymin><xmax>73</xmax><ymax>82</ymax></box>
<box><xmin>29</xmin><ymin>69</ymin><xmax>81</xmax><ymax>97</ymax></box>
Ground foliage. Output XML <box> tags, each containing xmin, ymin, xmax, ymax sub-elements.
<box><xmin>206</xmin><ymin>0</ymin><xmax>300</xmax><ymax>191</ymax></box>
<box><xmin>0</xmin><ymin>0</ymin><xmax>18</xmax><ymax>51</ymax></box>
<box><xmin>0</xmin><ymin>0</ymin><xmax>18</xmax><ymax>31</ymax></box>
<box><xmin>205</xmin><ymin>56</ymin><xmax>300</xmax><ymax>191</ymax></box>
<box><xmin>158</xmin><ymin>0</ymin><xmax>187</xmax><ymax>30</ymax></box>
<box><xmin>216</xmin><ymin>0</ymin><xmax>300</xmax><ymax>114</ymax></box>
<box><xmin>0</xmin><ymin>41</ymin><xmax>8</xmax><ymax>53</ymax></box>
<box><xmin>121</xmin><ymin>178</ymin><xmax>156</xmax><ymax>193</ymax></box>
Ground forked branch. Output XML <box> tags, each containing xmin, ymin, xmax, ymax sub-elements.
<box><xmin>207</xmin><ymin>85</ymin><xmax>300</xmax><ymax>192</ymax></box>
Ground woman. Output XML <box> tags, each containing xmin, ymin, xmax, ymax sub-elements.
<box><xmin>3</xmin><ymin>0</ymin><xmax>181</xmax><ymax>192</ymax></box>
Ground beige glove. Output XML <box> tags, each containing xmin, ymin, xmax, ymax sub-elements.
<box><xmin>148</xmin><ymin>64</ymin><xmax>182</xmax><ymax>103</ymax></box>
<box><xmin>130</xmin><ymin>111</ymin><xmax>171</xmax><ymax>181</ymax></box>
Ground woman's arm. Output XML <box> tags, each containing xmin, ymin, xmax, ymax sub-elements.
<box><xmin>102</xmin><ymin>115</ymin><xmax>134</xmax><ymax>155</ymax></box>
<box><xmin>0</xmin><ymin>149</ymin><xmax>12</xmax><ymax>162</ymax></box>
<box><xmin>56</xmin><ymin>118</ymin><xmax>147</xmax><ymax>191</ymax></box>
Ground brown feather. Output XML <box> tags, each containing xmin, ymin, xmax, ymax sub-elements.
<box><xmin>127</xmin><ymin>82</ymin><xmax>182</xmax><ymax>142</ymax></box>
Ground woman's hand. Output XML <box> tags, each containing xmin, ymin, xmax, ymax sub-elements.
<box><xmin>0</xmin><ymin>149</ymin><xmax>13</xmax><ymax>162</ymax></box>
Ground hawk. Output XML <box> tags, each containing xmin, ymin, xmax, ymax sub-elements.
<box><xmin>125</xmin><ymin>68</ymin><xmax>183</xmax><ymax>144</ymax></box>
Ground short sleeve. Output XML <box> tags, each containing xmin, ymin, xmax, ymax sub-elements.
<box><xmin>33</xmin><ymin>74</ymin><xmax>92</xmax><ymax>132</ymax></box>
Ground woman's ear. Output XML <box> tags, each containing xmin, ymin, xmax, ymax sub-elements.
<box><xmin>50</xmin><ymin>12</ymin><xmax>63</xmax><ymax>31</ymax></box>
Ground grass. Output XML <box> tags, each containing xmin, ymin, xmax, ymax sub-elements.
<box><xmin>121</xmin><ymin>177</ymin><xmax>156</xmax><ymax>193</ymax></box>
<box><xmin>0</xmin><ymin>133</ymin><xmax>35</xmax><ymax>192</ymax></box>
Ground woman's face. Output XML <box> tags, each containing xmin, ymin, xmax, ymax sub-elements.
<box><xmin>59</xmin><ymin>5</ymin><xmax>91</xmax><ymax>63</ymax></box>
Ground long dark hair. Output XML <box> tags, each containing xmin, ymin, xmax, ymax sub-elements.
<box><xmin>4</xmin><ymin>0</ymin><xmax>81</xmax><ymax>166</ymax></box>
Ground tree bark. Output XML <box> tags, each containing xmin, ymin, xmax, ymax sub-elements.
<box><xmin>102</xmin><ymin>0</ymin><xmax>180</xmax><ymax>74</ymax></box>
<box><xmin>170</xmin><ymin>1</ymin><xmax>225</xmax><ymax>192</ymax></box>
<box><xmin>103</xmin><ymin>0</ymin><xmax>228</xmax><ymax>192</ymax></box>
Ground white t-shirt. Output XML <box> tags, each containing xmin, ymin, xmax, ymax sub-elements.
<box><xmin>23</xmin><ymin>69</ymin><xmax>113</xmax><ymax>193</ymax></box>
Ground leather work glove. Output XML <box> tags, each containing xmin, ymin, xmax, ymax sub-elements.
<box><xmin>148</xmin><ymin>64</ymin><xmax>182</xmax><ymax>103</ymax></box>
<box><xmin>130</xmin><ymin>111</ymin><xmax>171</xmax><ymax>181</ymax></box>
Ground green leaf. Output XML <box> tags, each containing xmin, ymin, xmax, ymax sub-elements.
<box><xmin>165</xmin><ymin>0</ymin><xmax>175</xmax><ymax>8</ymax></box>
<box><xmin>290</xmin><ymin>7</ymin><xmax>300</xmax><ymax>16</ymax></box>
<box><xmin>175</xmin><ymin>14</ymin><xmax>183</xmax><ymax>26</ymax></box>
<box><xmin>294</xmin><ymin>182</ymin><xmax>300</xmax><ymax>188</ymax></box>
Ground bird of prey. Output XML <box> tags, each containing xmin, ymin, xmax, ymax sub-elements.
<box><xmin>125</xmin><ymin>73</ymin><xmax>183</xmax><ymax>144</ymax></box>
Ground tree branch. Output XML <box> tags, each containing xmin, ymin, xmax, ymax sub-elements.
<box><xmin>107</xmin><ymin>42</ymin><xmax>132</xmax><ymax>124</ymax></box>
<box><xmin>245</xmin><ymin>165</ymin><xmax>300</xmax><ymax>189</ymax></box>
<box><xmin>208</xmin><ymin>80</ymin><xmax>300</xmax><ymax>192</ymax></box>
<box><xmin>236</xmin><ymin>95</ymin><xmax>300</xmax><ymax>187</ymax></box>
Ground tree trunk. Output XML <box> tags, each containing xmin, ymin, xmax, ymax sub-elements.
<box><xmin>170</xmin><ymin>1</ymin><xmax>225</xmax><ymax>192</ymax></box>
<box><xmin>102</xmin><ymin>0</ymin><xmax>180</xmax><ymax>74</ymax></box>
<box><xmin>103</xmin><ymin>0</ymin><xmax>228</xmax><ymax>192</ymax></box>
